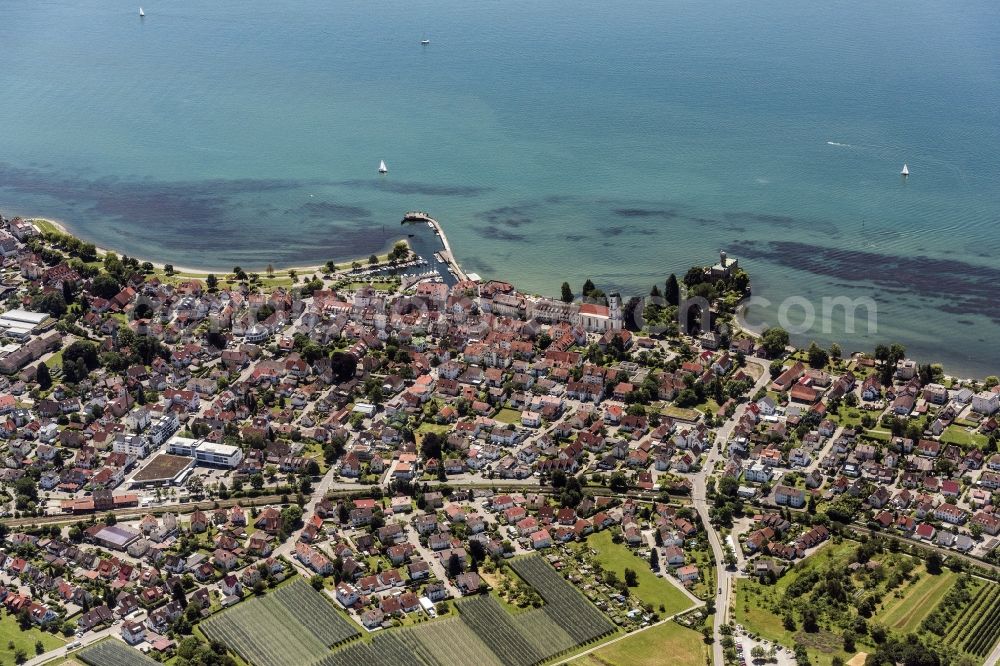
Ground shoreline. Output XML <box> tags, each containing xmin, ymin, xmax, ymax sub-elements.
<box><xmin>30</xmin><ymin>216</ymin><xmax>417</xmax><ymax>279</ymax></box>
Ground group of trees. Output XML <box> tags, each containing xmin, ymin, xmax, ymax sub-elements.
<box><xmin>761</xmin><ymin>327</ymin><xmax>790</xmax><ymax>358</ymax></box>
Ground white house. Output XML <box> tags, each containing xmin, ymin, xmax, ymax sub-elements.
<box><xmin>745</xmin><ymin>462</ymin><xmax>772</xmax><ymax>484</ymax></box>
<box><xmin>973</xmin><ymin>391</ymin><xmax>1000</xmax><ymax>415</ymax></box>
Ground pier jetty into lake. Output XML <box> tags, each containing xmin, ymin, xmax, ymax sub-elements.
<box><xmin>401</xmin><ymin>211</ymin><xmax>468</xmax><ymax>281</ymax></box>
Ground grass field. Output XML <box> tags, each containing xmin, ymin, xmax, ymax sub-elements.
<box><xmin>582</xmin><ymin>530</ymin><xmax>694</xmax><ymax>615</ymax></box>
<box><xmin>494</xmin><ymin>408</ymin><xmax>522</xmax><ymax>424</ymax></box>
<box><xmin>877</xmin><ymin>568</ymin><xmax>957</xmax><ymax>633</ymax></box>
<box><xmin>661</xmin><ymin>405</ymin><xmax>702</xmax><ymax>422</ymax></box>
<box><xmin>940</xmin><ymin>425</ymin><xmax>988</xmax><ymax>449</ymax></box>
<box><xmin>861</xmin><ymin>428</ymin><xmax>892</xmax><ymax>442</ymax></box>
<box><xmin>0</xmin><ymin>612</ymin><xmax>65</xmax><ymax>665</ymax></box>
<box><xmin>415</xmin><ymin>422</ymin><xmax>452</xmax><ymax>446</ymax></box>
<box><xmin>569</xmin><ymin>621</ymin><xmax>707</xmax><ymax>666</ymax></box>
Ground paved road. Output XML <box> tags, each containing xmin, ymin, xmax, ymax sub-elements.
<box><xmin>692</xmin><ymin>357</ymin><xmax>772</xmax><ymax>666</ymax></box>
<box><xmin>274</xmin><ymin>464</ymin><xmax>342</xmax><ymax>565</ymax></box>
<box><xmin>26</xmin><ymin>624</ymin><xmax>117</xmax><ymax>666</ymax></box>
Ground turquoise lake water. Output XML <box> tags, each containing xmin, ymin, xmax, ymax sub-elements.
<box><xmin>1</xmin><ymin>0</ymin><xmax>999</xmax><ymax>374</ymax></box>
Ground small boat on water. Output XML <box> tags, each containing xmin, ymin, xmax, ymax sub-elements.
<box><xmin>901</xmin><ymin>163</ymin><xmax>909</xmax><ymax>177</ymax></box>
<box><xmin>421</xmin><ymin>39</ymin><xmax>430</xmax><ymax>45</ymax></box>
<box><xmin>139</xmin><ymin>7</ymin><xmax>144</xmax><ymax>16</ymax></box>
<box><xmin>378</xmin><ymin>159</ymin><xmax>388</xmax><ymax>174</ymax></box>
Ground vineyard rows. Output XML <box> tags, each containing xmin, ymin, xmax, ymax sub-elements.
<box><xmin>943</xmin><ymin>583</ymin><xmax>995</xmax><ymax>645</ymax></box>
<box><xmin>509</xmin><ymin>554</ymin><xmax>616</xmax><ymax>645</ymax></box>
<box><xmin>201</xmin><ymin>579</ymin><xmax>359</xmax><ymax>666</ymax></box>
<box><xmin>320</xmin><ymin>554</ymin><xmax>616</xmax><ymax>666</ymax></box>
<box><xmin>961</xmin><ymin>587</ymin><xmax>1000</xmax><ymax>657</ymax></box>
<box><xmin>271</xmin><ymin>579</ymin><xmax>360</xmax><ymax>646</ymax></box>
<box><xmin>78</xmin><ymin>639</ymin><xmax>160</xmax><ymax>666</ymax></box>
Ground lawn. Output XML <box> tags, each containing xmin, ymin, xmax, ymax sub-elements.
<box><xmin>940</xmin><ymin>425</ymin><xmax>988</xmax><ymax>449</ymax></box>
<box><xmin>569</xmin><ymin>621</ymin><xmax>707</xmax><ymax>666</ymax></box>
<box><xmin>830</xmin><ymin>405</ymin><xmax>863</xmax><ymax>429</ymax></box>
<box><xmin>0</xmin><ymin>611</ymin><xmax>65</xmax><ymax>664</ymax></box>
<box><xmin>582</xmin><ymin>530</ymin><xmax>694</xmax><ymax>615</ymax></box>
<box><xmin>415</xmin><ymin>421</ymin><xmax>452</xmax><ymax>446</ymax></box>
<box><xmin>45</xmin><ymin>349</ymin><xmax>64</xmax><ymax>368</ymax></box>
<box><xmin>861</xmin><ymin>428</ymin><xmax>892</xmax><ymax>442</ymax></box>
<box><xmin>661</xmin><ymin>405</ymin><xmax>701</xmax><ymax>422</ymax></box>
<box><xmin>876</xmin><ymin>567</ymin><xmax>957</xmax><ymax>633</ymax></box>
<box><xmin>734</xmin><ymin>579</ymin><xmax>795</xmax><ymax>645</ymax></box>
<box><xmin>735</xmin><ymin>543</ymin><xmax>869</xmax><ymax>666</ymax></box>
<box><xmin>494</xmin><ymin>408</ymin><xmax>522</xmax><ymax>424</ymax></box>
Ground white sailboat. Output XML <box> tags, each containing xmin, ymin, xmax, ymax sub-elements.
<box><xmin>421</xmin><ymin>38</ymin><xmax>430</xmax><ymax>45</ymax></box>
<box><xmin>139</xmin><ymin>7</ymin><xmax>144</xmax><ymax>17</ymax></box>
<box><xmin>901</xmin><ymin>163</ymin><xmax>909</xmax><ymax>177</ymax></box>
<box><xmin>378</xmin><ymin>160</ymin><xmax>388</xmax><ymax>174</ymax></box>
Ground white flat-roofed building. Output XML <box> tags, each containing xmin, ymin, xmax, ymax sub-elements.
<box><xmin>352</xmin><ymin>403</ymin><xmax>376</xmax><ymax>417</ymax></box>
<box><xmin>166</xmin><ymin>435</ymin><xmax>202</xmax><ymax>457</ymax></box>
<box><xmin>195</xmin><ymin>441</ymin><xmax>243</xmax><ymax>468</ymax></box>
<box><xmin>0</xmin><ymin>309</ymin><xmax>50</xmax><ymax>339</ymax></box>
<box><xmin>113</xmin><ymin>433</ymin><xmax>154</xmax><ymax>458</ymax></box>
<box><xmin>149</xmin><ymin>413</ymin><xmax>179</xmax><ymax>445</ymax></box>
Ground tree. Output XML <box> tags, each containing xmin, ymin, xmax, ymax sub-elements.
<box><xmin>330</xmin><ymin>352</ymin><xmax>358</xmax><ymax>382</ymax></box>
<box><xmin>368</xmin><ymin>254</ymin><xmax>378</xmax><ymax>265</ymax></box>
<box><xmin>310</xmin><ymin>575</ymin><xmax>325</xmax><ymax>590</ymax></box>
<box><xmin>447</xmin><ymin>552</ymin><xmax>462</xmax><ymax>578</ymax></box>
<box><xmin>206</xmin><ymin>273</ymin><xmax>218</xmax><ymax>291</ymax></box>
<box><xmin>164</xmin><ymin>264</ymin><xmax>174</xmax><ymax>275</ymax></box>
<box><xmin>36</xmin><ymin>362</ymin><xmax>52</xmax><ymax>390</ymax></box>
<box><xmin>807</xmin><ymin>341</ymin><xmax>829</xmax><ymax>368</ymax></box>
<box><xmin>171</xmin><ymin>580</ymin><xmax>188</xmax><ymax>608</ymax></box>
<box><xmin>34</xmin><ymin>291</ymin><xmax>67</xmax><ymax>317</ymax></box>
<box><xmin>801</xmin><ymin>607</ymin><xmax>819</xmax><ymax>632</ymax></box>
<box><xmin>64</xmin><ymin>340</ymin><xmax>100</xmax><ymax>369</ymax></box>
<box><xmin>560</xmin><ymin>282</ymin><xmax>573</xmax><ymax>303</ymax></box>
<box><xmin>551</xmin><ymin>470</ymin><xmax>567</xmax><ymax>489</ymax></box>
<box><xmin>609</xmin><ymin>472</ymin><xmax>627</xmax><ymax>493</ymax></box>
<box><xmin>91</xmin><ymin>274</ymin><xmax>122</xmax><ymax>299</ymax></box>
<box><xmin>582</xmin><ymin>279</ymin><xmax>596</xmax><ymax>297</ymax></box>
<box><xmin>926</xmin><ymin>552</ymin><xmax>943</xmax><ymax>575</ymax></box>
<box><xmin>665</xmin><ymin>273</ymin><xmax>680</xmax><ymax>306</ymax></box>
<box><xmin>623</xmin><ymin>567</ymin><xmax>638</xmax><ymax>587</ymax></box>
<box><xmin>683</xmin><ymin>266</ymin><xmax>705</xmax><ymax>287</ymax></box>
<box><xmin>830</xmin><ymin>342</ymin><xmax>842</xmax><ymax>362</ymax></box>
<box><xmin>761</xmin><ymin>327</ymin><xmax>790</xmax><ymax>357</ymax></box>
